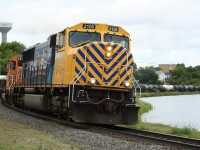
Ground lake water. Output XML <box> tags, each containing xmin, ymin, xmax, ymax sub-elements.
<box><xmin>141</xmin><ymin>94</ymin><xmax>200</xmax><ymax>131</ymax></box>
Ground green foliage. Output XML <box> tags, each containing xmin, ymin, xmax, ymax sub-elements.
<box><xmin>0</xmin><ymin>41</ymin><xmax>25</xmax><ymax>54</ymax></box>
<box><xmin>0</xmin><ymin>41</ymin><xmax>25</xmax><ymax>75</ymax></box>
<box><xmin>136</xmin><ymin>99</ymin><xmax>153</xmax><ymax>121</ymax></box>
<box><xmin>133</xmin><ymin>67</ymin><xmax>159</xmax><ymax>84</ymax></box>
<box><xmin>168</xmin><ymin>65</ymin><xmax>200</xmax><ymax>85</ymax></box>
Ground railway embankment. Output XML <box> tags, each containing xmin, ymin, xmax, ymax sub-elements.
<box><xmin>0</xmin><ymin>101</ymin><xmax>173</xmax><ymax>150</ymax></box>
<box><xmin>0</xmin><ymin>118</ymin><xmax>81</xmax><ymax>150</ymax></box>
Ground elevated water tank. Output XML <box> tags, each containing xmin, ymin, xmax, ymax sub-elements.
<box><xmin>0</xmin><ymin>22</ymin><xmax>12</xmax><ymax>43</ymax></box>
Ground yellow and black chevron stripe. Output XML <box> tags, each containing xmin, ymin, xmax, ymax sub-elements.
<box><xmin>74</xmin><ymin>42</ymin><xmax>134</xmax><ymax>88</ymax></box>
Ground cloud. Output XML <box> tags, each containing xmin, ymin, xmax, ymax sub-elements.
<box><xmin>1</xmin><ymin>0</ymin><xmax>200</xmax><ymax>66</ymax></box>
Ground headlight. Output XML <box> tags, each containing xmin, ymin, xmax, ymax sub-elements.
<box><xmin>105</xmin><ymin>45</ymin><xmax>113</xmax><ymax>58</ymax></box>
<box><xmin>106</xmin><ymin>52</ymin><xmax>112</xmax><ymax>58</ymax></box>
<box><xmin>124</xmin><ymin>81</ymin><xmax>130</xmax><ymax>87</ymax></box>
<box><xmin>106</xmin><ymin>46</ymin><xmax>113</xmax><ymax>51</ymax></box>
<box><xmin>90</xmin><ymin>78</ymin><xmax>96</xmax><ymax>84</ymax></box>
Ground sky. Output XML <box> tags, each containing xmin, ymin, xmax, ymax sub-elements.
<box><xmin>0</xmin><ymin>0</ymin><xmax>200</xmax><ymax>67</ymax></box>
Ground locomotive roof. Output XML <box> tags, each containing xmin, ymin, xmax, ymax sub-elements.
<box><xmin>66</xmin><ymin>22</ymin><xmax>130</xmax><ymax>37</ymax></box>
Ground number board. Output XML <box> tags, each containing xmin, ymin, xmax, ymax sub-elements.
<box><xmin>108</xmin><ymin>26</ymin><xmax>119</xmax><ymax>32</ymax></box>
<box><xmin>83</xmin><ymin>24</ymin><xmax>96</xmax><ymax>29</ymax></box>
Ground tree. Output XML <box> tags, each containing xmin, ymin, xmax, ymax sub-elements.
<box><xmin>0</xmin><ymin>41</ymin><xmax>26</xmax><ymax>75</ymax></box>
<box><xmin>133</xmin><ymin>67</ymin><xmax>159</xmax><ymax>84</ymax></box>
<box><xmin>168</xmin><ymin>65</ymin><xmax>200</xmax><ymax>85</ymax></box>
<box><xmin>0</xmin><ymin>41</ymin><xmax>25</xmax><ymax>54</ymax></box>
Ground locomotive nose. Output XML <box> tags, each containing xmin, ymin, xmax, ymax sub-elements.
<box><xmin>74</xmin><ymin>42</ymin><xmax>133</xmax><ymax>88</ymax></box>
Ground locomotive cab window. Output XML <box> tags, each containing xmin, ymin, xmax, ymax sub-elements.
<box><xmin>18</xmin><ymin>60</ymin><xmax>22</xmax><ymax>67</ymax></box>
<box><xmin>104</xmin><ymin>34</ymin><xmax>129</xmax><ymax>50</ymax></box>
<box><xmin>18</xmin><ymin>55</ymin><xmax>23</xmax><ymax>66</ymax></box>
<box><xmin>56</xmin><ymin>32</ymin><xmax>65</xmax><ymax>48</ymax></box>
<box><xmin>10</xmin><ymin>61</ymin><xmax>16</xmax><ymax>70</ymax></box>
<box><xmin>69</xmin><ymin>31</ymin><xmax>100</xmax><ymax>47</ymax></box>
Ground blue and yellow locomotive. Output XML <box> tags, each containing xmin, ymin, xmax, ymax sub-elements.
<box><xmin>1</xmin><ymin>23</ymin><xmax>139</xmax><ymax>124</ymax></box>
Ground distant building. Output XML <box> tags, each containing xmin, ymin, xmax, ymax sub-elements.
<box><xmin>159</xmin><ymin>64</ymin><xmax>177</xmax><ymax>80</ymax></box>
<box><xmin>155</xmin><ymin>70</ymin><xmax>165</xmax><ymax>83</ymax></box>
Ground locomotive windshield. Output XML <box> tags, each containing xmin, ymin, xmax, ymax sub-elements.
<box><xmin>69</xmin><ymin>31</ymin><xmax>100</xmax><ymax>47</ymax></box>
<box><xmin>104</xmin><ymin>34</ymin><xmax>129</xmax><ymax>50</ymax></box>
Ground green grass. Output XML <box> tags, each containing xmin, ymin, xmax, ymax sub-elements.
<box><xmin>0</xmin><ymin>118</ymin><xmax>82</xmax><ymax>150</ymax></box>
<box><xmin>122</xmin><ymin>99</ymin><xmax>200</xmax><ymax>139</ymax></box>
<box><xmin>129</xmin><ymin>122</ymin><xmax>200</xmax><ymax>139</ymax></box>
<box><xmin>136</xmin><ymin>99</ymin><xmax>153</xmax><ymax>121</ymax></box>
<box><xmin>171</xmin><ymin>126</ymin><xmax>194</xmax><ymax>135</ymax></box>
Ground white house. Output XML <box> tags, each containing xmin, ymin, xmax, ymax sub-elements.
<box><xmin>155</xmin><ymin>70</ymin><xmax>165</xmax><ymax>83</ymax></box>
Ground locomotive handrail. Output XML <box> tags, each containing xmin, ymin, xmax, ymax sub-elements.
<box><xmin>118</xmin><ymin>64</ymin><xmax>141</xmax><ymax>97</ymax></box>
<box><xmin>69</xmin><ymin>66</ymin><xmax>87</xmax><ymax>104</ymax></box>
<box><xmin>132</xmin><ymin>75</ymin><xmax>141</xmax><ymax>97</ymax></box>
<box><xmin>68</xmin><ymin>47</ymin><xmax>88</xmax><ymax>106</ymax></box>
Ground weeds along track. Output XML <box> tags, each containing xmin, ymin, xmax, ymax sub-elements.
<box><xmin>90</xmin><ymin>125</ymin><xmax>200</xmax><ymax>150</ymax></box>
<box><xmin>2</xmin><ymin>101</ymin><xmax>200</xmax><ymax>150</ymax></box>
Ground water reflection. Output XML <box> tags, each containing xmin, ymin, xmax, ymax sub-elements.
<box><xmin>141</xmin><ymin>94</ymin><xmax>200</xmax><ymax>131</ymax></box>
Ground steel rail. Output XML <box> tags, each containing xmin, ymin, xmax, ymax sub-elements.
<box><xmin>91</xmin><ymin>125</ymin><xmax>200</xmax><ymax>150</ymax></box>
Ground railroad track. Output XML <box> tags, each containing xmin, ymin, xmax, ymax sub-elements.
<box><xmin>1</xmin><ymin>101</ymin><xmax>88</xmax><ymax>129</ymax></box>
<box><xmin>91</xmin><ymin>125</ymin><xmax>200</xmax><ymax>150</ymax></box>
<box><xmin>2</xmin><ymin>101</ymin><xmax>200</xmax><ymax>150</ymax></box>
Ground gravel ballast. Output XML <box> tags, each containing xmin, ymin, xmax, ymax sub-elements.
<box><xmin>0</xmin><ymin>101</ymin><xmax>178</xmax><ymax>150</ymax></box>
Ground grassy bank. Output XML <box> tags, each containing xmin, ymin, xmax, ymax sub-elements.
<box><xmin>141</xmin><ymin>91</ymin><xmax>200</xmax><ymax>97</ymax></box>
<box><xmin>123</xmin><ymin>99</ymin><xmax>200</xmax><ymax>139</ymax></box>
<box><xmin>134</xmin><ymin>122</ymin><xmax>200</xmax><ymax>139</ymax></box>
<box><xmin>136</xmin><ymin>100</ymin><xmax>153</xmax><ymax>120</ymax></box>
<box><xmin>0</xmin><ymin>118</ymin><xmax>82</xmax><ymax>150</ymax></box>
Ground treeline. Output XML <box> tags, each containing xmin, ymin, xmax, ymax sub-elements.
<box><xmin>133</xmin><ymin>64</ymin><xmax>200</xmax><ymax>85</ymax></box>
<box><xmin>133</xmin><ymin>67</ymin><xmax>159</xmax><ymax>84</ymax></box>
<box><xmin>168</xmin><ymin>64</ymin><xmax>200</xmax><ymax>85</ymax></box>
<box><xmin>0</xmin><ymin>41</ymin><xmax>25</xmax><ymax>75</ymax></box>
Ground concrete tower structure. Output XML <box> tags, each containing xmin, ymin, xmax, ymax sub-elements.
<box><xmin>0</xmin><ymin>22</ymin><xmax>12</xmax><ymax>43</ymax></box>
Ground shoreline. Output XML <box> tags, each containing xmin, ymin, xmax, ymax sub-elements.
<box><xmin>139</xmin><ymin>91</ymin><xmax>200</xmax><ymax>98</ymax></box>
<box><xmin>122</xmin><ymin>94</ymin><xmax>200</xmax><ymax>139</ymax></box>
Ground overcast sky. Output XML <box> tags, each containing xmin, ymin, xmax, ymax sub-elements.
<box><xmin>0</xmin><ymin>0</ymin><xmax>200</xmax><ymax>67</ymax></box>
